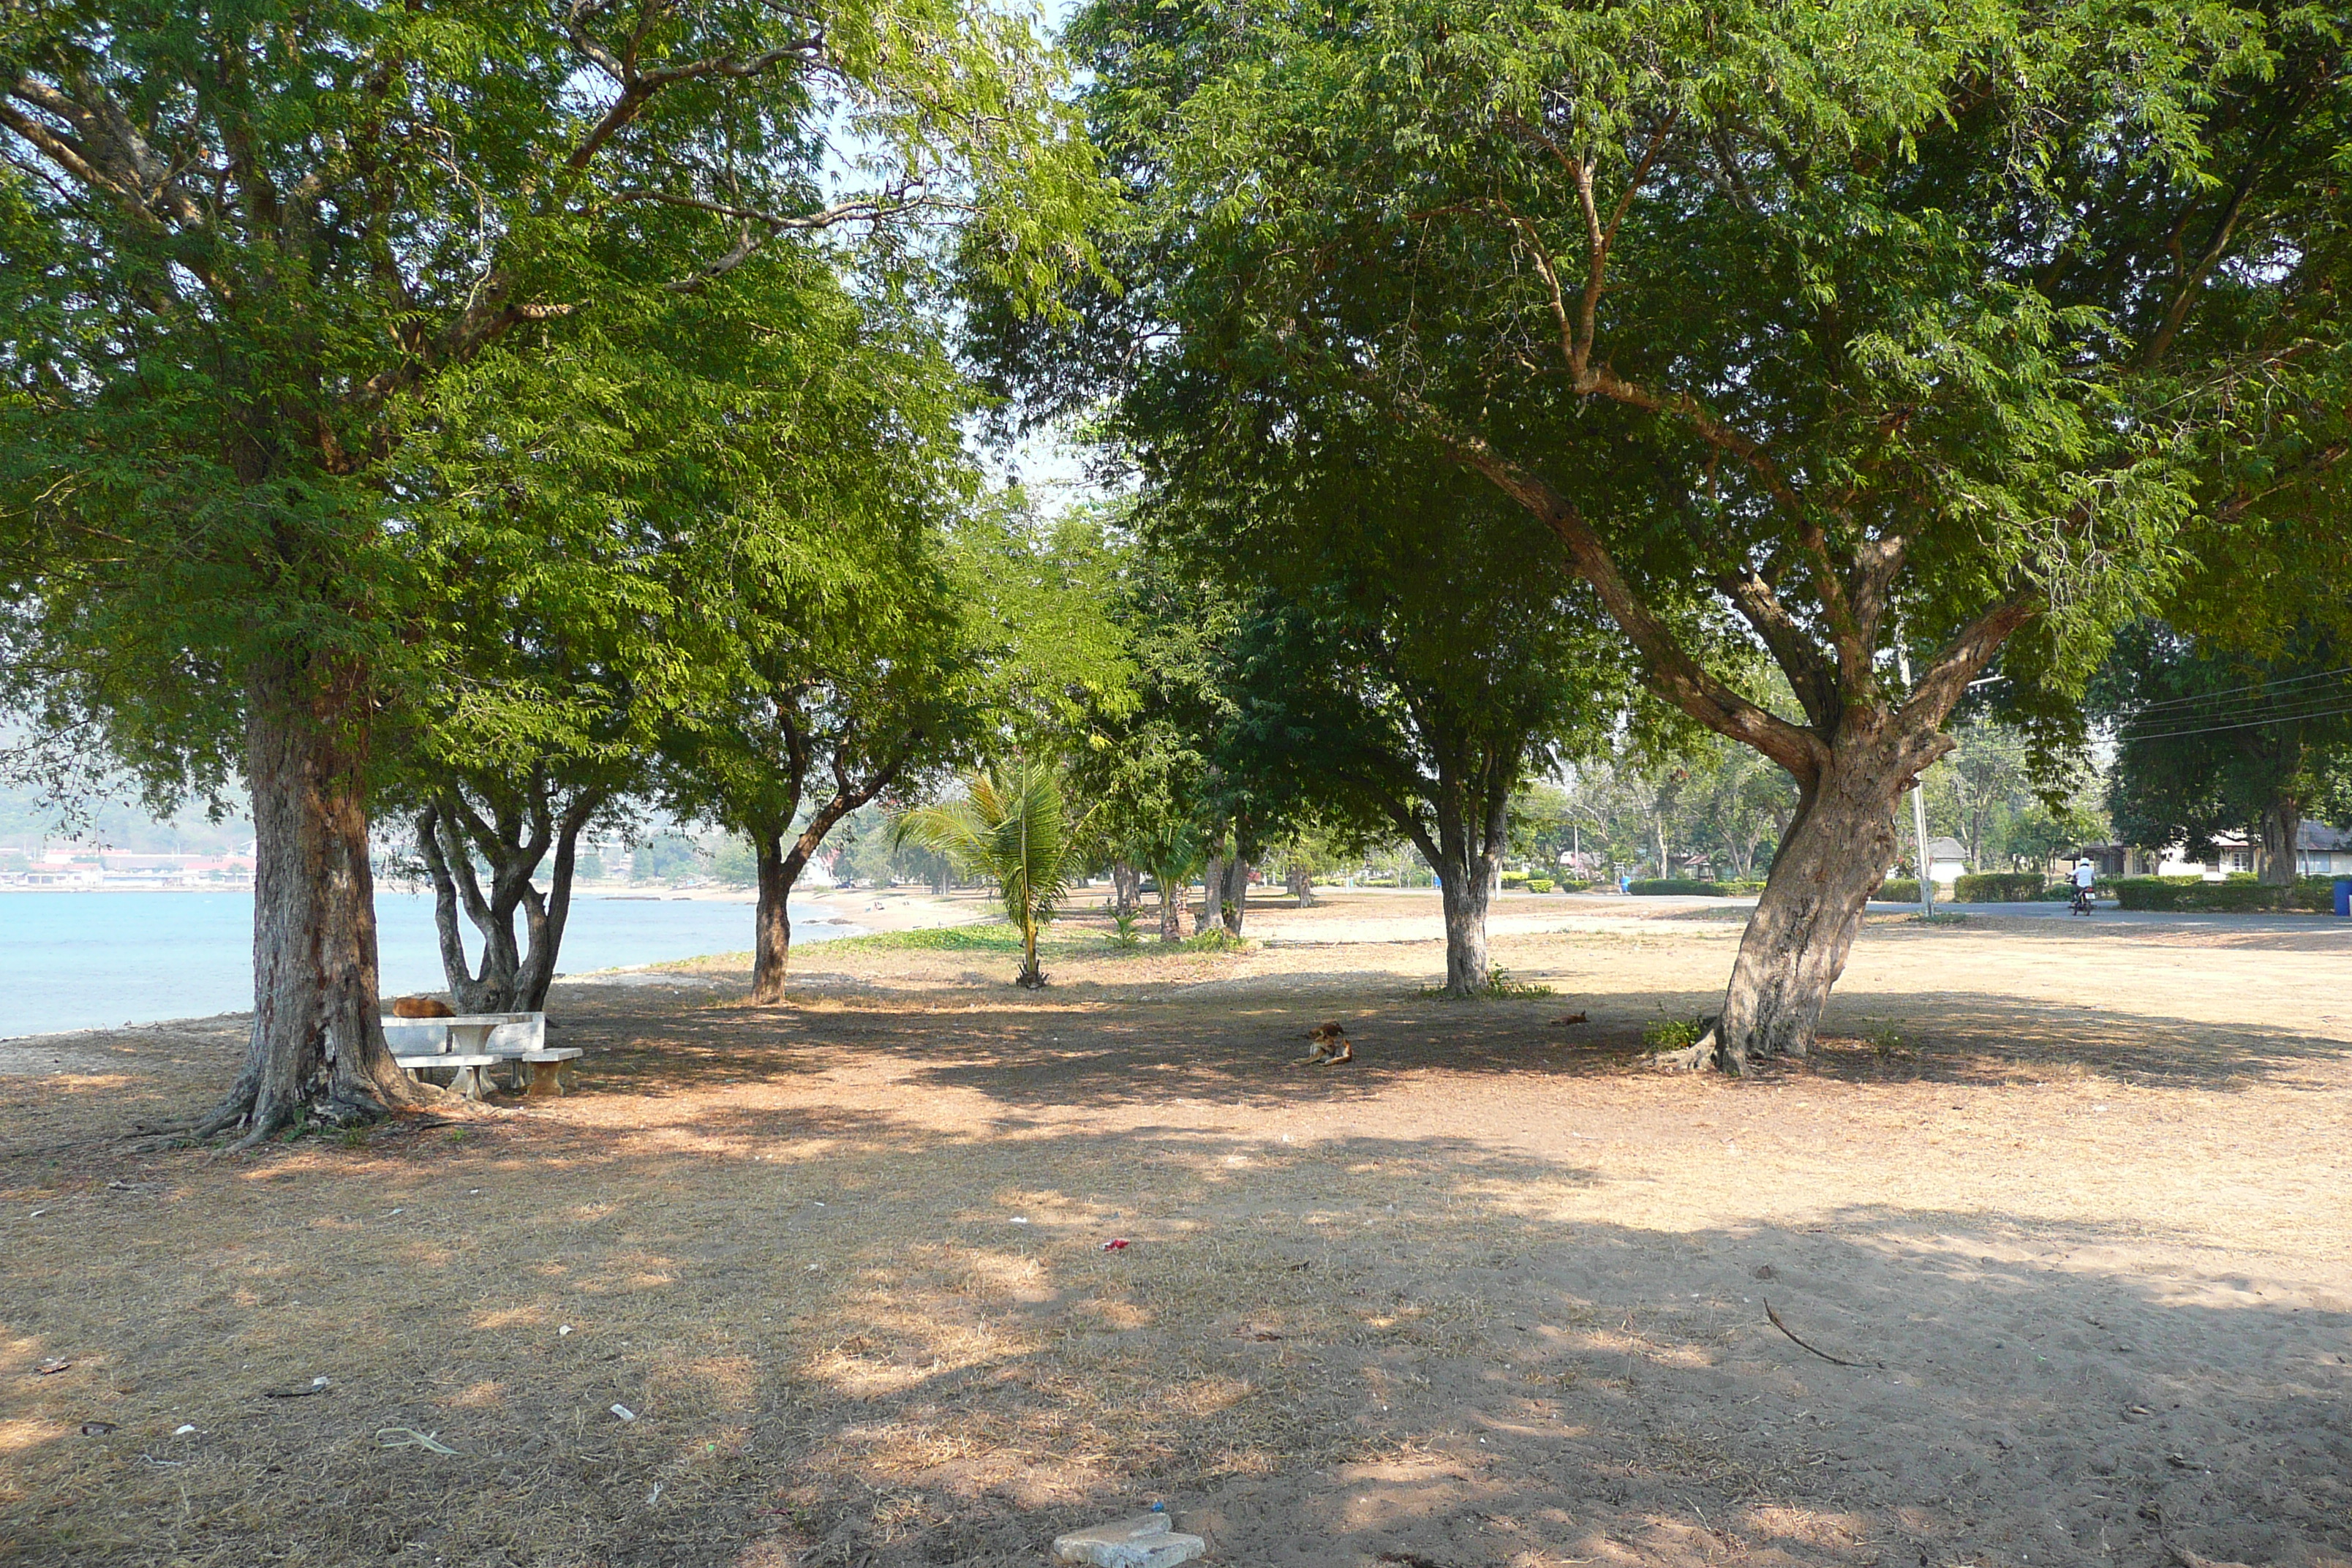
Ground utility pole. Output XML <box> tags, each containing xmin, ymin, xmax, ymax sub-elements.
<box><xmin>1896</xmin><ymin>642</ymin><xmax>1934</xmax><ymax>918</ymax></box>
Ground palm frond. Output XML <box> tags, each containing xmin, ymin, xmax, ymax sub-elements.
<box><xmin>891</xmin><ymin>760</ymin><xmax>1087</xmax><ymax>981</ymax></box>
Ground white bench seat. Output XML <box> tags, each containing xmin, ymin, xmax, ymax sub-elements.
<box><xmin>393</xmin><ymin>1052</ymin><xmax>504</xmax><ymax>1101</ymax></box>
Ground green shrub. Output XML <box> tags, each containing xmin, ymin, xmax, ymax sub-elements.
<box><xmin>1554</xmin><ymin>878</ymin><xmax>1591</xmax><ymax>893</ymax></box>
<box><xmin>2110</xmin><ymin>876</ymin><xmax>2337</xmax><ymax>913</ymax></box>
<box><xmin>1627</xmin><ymin>878</ymin><xmax>1729</xmax><ymax>896</ymax></box>
<box><xmin>1183</xmin><ymin>927</ymin><xmax>1248</xmax><ymax>951</ymax></box>
<box><xmin>1641</xmin><ymin>1013</ymin><xmax>1708</xmax><ymax>1051</ymax></box>
<box><xmin>1526</xmin><ymin>878</ymin><xmax>1555</xmax><ymax>893</ymax></box>
<box><xmin>1875</xmin><ymin>878</ymin><xmax>1921</xmax><ymax>903</ymax></box>
<box><xmin>1500</xmin><ymin>870</ymin><xmax>1531</xmax><ymax>889</ymax></box>
<box><xmin>1953</xmin><ymin>872</ymin><xmax>2046</xmax><ymax>902</ymax></box>
<box><xmin>1722</xmin><ymin>878</ymin><xmax>1768</xmax><ymax>896</ymax></box>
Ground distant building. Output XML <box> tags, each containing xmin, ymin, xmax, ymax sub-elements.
<box><xmin>2076</xmin><ymin>819</ymin><xmax>2352</xmax><ymax>881</ymax></box>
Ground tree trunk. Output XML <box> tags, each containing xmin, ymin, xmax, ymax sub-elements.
<box><xmin>1286</xmin><ymin>863</ymin><xmax>1316</xmax><ymax>905</ymax></box>
<box><xmin>1016</xmin><ymin>915</ymin><xmax>1046</xmax><ymax>987</ymax></box>
<box><xmin>417</xmin><ymin>788</ymin><xmax>600</xmax><ymax>1013</ymax></box>
<box><xmin>752</xmin><ymin>832</ymin><xmax>794</xmax><ymax>1004</ymax></box>
<box><xmin>154</xmin><ymin>666</ymin><xmax>421</xmax><ymax>1146</ymax></box>
<box><xmin>1219</xmin><ymin>857</ymin><xmax>1251</xmax><ymax>936</ymax></box>
<box><xmin>1158</xmin><ymin>875</ymin><xmax>1185</xmax><ymax>941</ymax></box>
<box><xmin>2258</xmin><ymin>793</ymin><xmax>2301</xmax><ymax>885</ymax></box>
<box><xmin>1439</xmin><ymin>860</ymin><xmax>1493</xmax><ymax>992</ymax></box>
<box><xmin>515</xmin><ymin>807</ymin><xmax>592</xmax><ymax>1010</ymax></box>
<box><xmin>1678</xmin><ymin>731</ymin><xmax>1910</xmax><ymax>1073</ymax></box>
<box><xmin>1110</xmin><ymin>861</ymin><xmax>1143</xmax><ymax>916</ymax></box>
<box><xmin>418</xmin><ymin>804</ymin><xmax>519</xmax><ymax>1012</ymax></box>
<box><xmin>1199</xmin><ymin>854</ymin><xmax>1224</xmax><ymax>927</ymax></box>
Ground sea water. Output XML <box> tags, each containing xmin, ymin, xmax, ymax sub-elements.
<box><xmin>0</xmin><ymin>889</ymin><xmax>846</xmax><ymax>1038</ymax></box>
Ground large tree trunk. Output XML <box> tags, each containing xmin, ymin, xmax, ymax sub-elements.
<box><xmin>1420</xmin><ymin>783</ymin><xmax>1507</xmax><ymax>995</ymax></box>
<box><xmin>1158</xmin><ymin>875</ymin><xmax>1185</xmax><ymax>941</ymax></box>
<box><xmin>1285</xmin><ymin>862</ymin><xmax>1316</xmax><ymax>905</ymax></box>
<box><xmin>1218</xmin><ymin>856</ymin><xmax>1251</xmax><ymax>936</ymax></box>
<box><xmin>1438</xmin><ymin>860</ymin><xmax>1493</xmax><ymax>992</ymax></box>
<box><xmin>2258</xmin><ymin>793</ymin><xmax>2301</xmax><ymax>885</ymax></box>
<box><xmin>752</xmin><ymin>832</ymin><xmax>794</xmax><ymax>1004</ymax></box>
<box><xmin>1674</xmin><ymin>731</ymin><xmax>1910</xmax><ymax>1073</ymax></box>
<box><xmin>153</xmin><ymin>666</ymin><xmax>421</xmax><ymax>1147</ymax></box>
<box><xmin>1199</xmin><ymin>853</ymin><xmax>1225</xmax><ymax>927</ymax></box>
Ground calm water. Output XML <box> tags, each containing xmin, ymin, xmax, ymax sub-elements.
<box><xmin>0</xmin><ymin>890</ymin><xmax>845</xmax><ymax>1037</ymax></box>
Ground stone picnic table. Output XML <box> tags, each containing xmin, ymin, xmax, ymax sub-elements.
<box><xmin>380</xmin><ymin>1011</ymin><xmax>582</xmax><ymax>1100</ymax></box>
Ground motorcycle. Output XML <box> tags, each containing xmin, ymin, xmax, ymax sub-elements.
<box><xmin>2069</xmin><ymin>883</ymin><xmax>2095</xmax><ymax>916</ymax></box>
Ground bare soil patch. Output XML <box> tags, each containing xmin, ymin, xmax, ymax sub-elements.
<box><xmin>2</xmin><ymin>892</ymin><xmax>2348</xmax><ymax>1567</ymax></box>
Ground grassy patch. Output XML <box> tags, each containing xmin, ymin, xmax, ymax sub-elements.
<box><xmin>826</xmin><ymin>923</ymin><xmax>1023</xmax><ymax>954</ymax></box>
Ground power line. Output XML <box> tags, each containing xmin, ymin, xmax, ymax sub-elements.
<box><xmin>2117</xmin><ymin>689</ymin><xmax>2352</xmax><ymax>734</ymax></box>
<box><xmin>2114</xmin><ymin>700</ymin><xmax>2352</xmax><ymax>743</ymax></box>
<box><xmin>2119</xmin><ymin>663</ymin><xmax>2352</xmax><ymax>714</ymax></box>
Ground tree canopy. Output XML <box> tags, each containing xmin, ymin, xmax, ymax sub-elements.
<box><xmin>1008</xmin><ymin>0</ymin><xmax>2352</xmax><ymax>1068</ymax></box>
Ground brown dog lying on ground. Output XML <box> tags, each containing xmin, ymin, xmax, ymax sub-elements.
<box><xmin>1300</xmin><ymin>1022</ymin><xmax>1353</xmax><ymax>1066</ymax></box>
<box><xmin>391</xmin><ymin>995</ymin><xmax>455</xmax><ymax>1019</ymax></box>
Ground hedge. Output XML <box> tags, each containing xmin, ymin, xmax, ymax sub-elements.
<box><xmin>1953</xmin><ymin>872</ymin><xmax>2047</xmax><ymax>902</ymax></box>
<box><xmin>1627</xmin><ymin>878</ymin><xmax>1728</xmax><ymax>896</ymax></box>
<box><xmin>1875</xmin><ymin>878</ymin><xmax>1921</xmax><ymax>903</ymax></box>
<box><xmin>1526</xmin><ymin>878</ymin><xmax>1554</xmax><ymax>893</ymax></box>
<box><xmin>2111</xmin><ymin>876</ymin><xmax>2337</xmax><ymax>913</ymax></box>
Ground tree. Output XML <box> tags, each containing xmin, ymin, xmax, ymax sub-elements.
<box><xmin>1032</xmin><ymin>0</ymin><xmax>2350</xmax><ymax>1068</ymax></box>
<box><xmin>0</xmin><ymin>0</ymin><xmax>1101</xmax><ymax>1140</ymax></box>
<box><xmin>1156</xmin><ymin>441</ymin><xmax>1632</xmax><ymax>992</ymax></box>
<box><xmin>2097</xmin><ymin>623</ymin><xmax>2352</xmax><ymax>883</ymax></box>
<box><xmin>653</xmin><ymin>304</ymin><xmax>989</xmax><ymax>1004</ymax></box>
<box><xmin>894</xmin><ymin>761</ymin><xmax>1087</xmax><ymax>987</ymax></box>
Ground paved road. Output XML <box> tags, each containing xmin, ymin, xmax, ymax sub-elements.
<box><xmin>1506</xmin><ymin>888</ymin><xmax>2352</xmax><ymax>935</ymax></box>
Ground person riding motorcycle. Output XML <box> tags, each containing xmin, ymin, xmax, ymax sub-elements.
<box><xmin>2070</xmin><ymin>857</ymin><xmax>2097</xmax><ymax>915</ymax></box>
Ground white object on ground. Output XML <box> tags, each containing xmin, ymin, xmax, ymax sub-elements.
<box><xmin>1052</xmin><ymin>1512</ymin><xmax>1207</xmax><ymax>1568</ymax></box>
<box><xmin>610</xmin><ymin>1403</ymin><xmax>636</xmax><ymax>1422</ymax></box>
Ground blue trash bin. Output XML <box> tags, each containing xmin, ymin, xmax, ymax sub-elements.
<box><xmin>2334</xmin><ymin>878</ymin><xmax>2351</xmax><ymax>917</ymax></box>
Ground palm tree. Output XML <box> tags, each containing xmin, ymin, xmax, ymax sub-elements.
<box><xmin>892</xmin><ymin>761</ymin><xmax>1086</xmax><ymax>988</ymax></box>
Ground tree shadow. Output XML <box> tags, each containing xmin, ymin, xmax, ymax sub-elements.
<box><xmin>10</xmin><ymin>1106</ymin><xmax>2345</xmax><ymax>1568</ymax></box>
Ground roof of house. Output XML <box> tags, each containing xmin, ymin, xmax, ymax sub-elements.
<box><xmin>1926</xmin><ymin>836</ymin><xmax>1967</xmax><ymax>860</ymax></box>
<box><xmin>2299</xmin><ymin>820</ymin><xmax>2352</xmax><ymax>851</ymax></box>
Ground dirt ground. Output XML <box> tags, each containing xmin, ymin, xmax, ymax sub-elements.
<box><xmin>3</xmin><ymin>889</ymin><xmax>2349</xmax><ymax>1568</ymax></box>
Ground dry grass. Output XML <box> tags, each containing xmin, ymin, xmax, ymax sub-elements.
<box><xmin>3</xmin><ymin>893</ymin><xmax>2351</xmax><ymax>1567</ymax></box>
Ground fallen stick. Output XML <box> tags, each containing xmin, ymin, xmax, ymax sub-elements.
<box><xmin>1763</xmin><ymin>1298</ymin><xmax>1872</xmax><ymax>1368</ymax></box>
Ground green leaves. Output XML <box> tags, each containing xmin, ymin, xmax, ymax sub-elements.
<box><xmin>892</xmin><ymin>759</ymin><xmax>1087</xmax><ymax>983</ymax></box>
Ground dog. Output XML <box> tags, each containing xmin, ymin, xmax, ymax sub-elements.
<box><xmin>1300</xmin><ymin>1021</ymin><xmax>1353</xmax><ymax>1066</ymax></box>
<box><xmin>391</xmin><ymin>995</ymin><xmax>456</xmax><ymax>1019</ymax></box>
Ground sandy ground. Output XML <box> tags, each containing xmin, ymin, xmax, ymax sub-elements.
<box><xmin>1</xmin><ymin>890</ymin><xmax>2348</xmax><ymax>1568</ymax></box>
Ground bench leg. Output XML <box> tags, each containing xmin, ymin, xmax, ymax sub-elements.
<box><xmin>524</xmin><ymin>1060</ymin><xmax>565</xmax><ymax>1098</ymax></box>
<box><xmin>451</xmin><ymin>1066</ymin><xmax>486</xmax><ymax>1101</ymax></box>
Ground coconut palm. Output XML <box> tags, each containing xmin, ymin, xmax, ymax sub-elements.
<box><xmin>892</xmin><ymin>762</ymin><xmax>1087</xmax><ymax>988</ymax></box>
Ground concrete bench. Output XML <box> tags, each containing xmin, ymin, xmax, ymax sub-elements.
<box><xmin>393</xmin><ymin>1052</ymin><xmax>503</xmax><ymax>1101</ymax></box>
<box><xmin>505</xmin><ymin>1047</ymin><xmax>584</xmax><ymax>1098</ymax></box>
<box><xmin>383</xmin><ymin>1012</ymin><xmax>545</xmax><ymax>1058</ymax></box>
<box><xmin>384</xmin><ymin>1012</ymin><xmax>565</xmax><ymax>1099</ymax></box>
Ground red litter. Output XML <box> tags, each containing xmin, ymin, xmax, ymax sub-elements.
<box><xmin>1100</xmin><ymin>1238</ymin><xmax>1130</xmax><ymax>1251</ymax></box>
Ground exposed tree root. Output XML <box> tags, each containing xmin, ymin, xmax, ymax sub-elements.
<box><xmin>1651</xmin><ymin>1016</ymin><xmax>1727</xmax><ymax>1074</ymax></box>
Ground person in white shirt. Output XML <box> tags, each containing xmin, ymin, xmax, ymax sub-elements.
<box><xmin>2070</xmin><ymin>857</ymin><xmax>2096</xmax><ymax>913</ymax></box>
